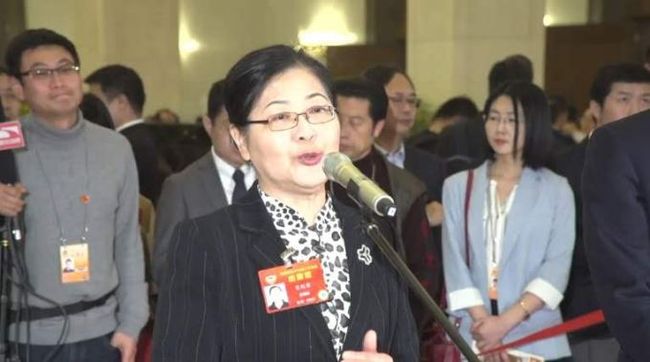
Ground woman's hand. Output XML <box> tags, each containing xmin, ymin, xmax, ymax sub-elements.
<box><xmin>470</xmin><ymin>316</ymin><xmax>510</xmax><ymax>350</ymax></box>
<box><xmin>425</xmin><ymin>201</ymin><xmax>444</xmax><ymax>226</ymax></box>
<box><xmin>481</xmin><ymin>342</ymin><xmax>509</xmax><ymax>362</ymax></box>
<box><xmin>341</xmin><ymin>330</ymin><xmax>392</xmax><ymax>362</ymax></box>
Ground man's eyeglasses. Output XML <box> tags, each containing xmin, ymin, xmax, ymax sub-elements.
<box><xmin>19</xmin><ymin>64</ymin><xmax>80</xmax><ymax>81</ymax></box>
<box><xmin>388</xmin><ymin>96</ymin><xmax>421</xmax><ymax>108</ymax></box>
<box><xmin>248</xmin><ymin>105</ymin><xmax>337</xmax><ymax>131</ymax></box>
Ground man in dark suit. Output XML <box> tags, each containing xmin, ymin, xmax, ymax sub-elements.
<box><xmin>555</xmin><ymin>63</ymin><xmax>650</xmax><ymax>362</ymax></box>
<box><xmin>332</xmin><ymin>78</ymin><xmax>441</xmax><ymax>343</ymax></box>
<box><xmin>152</xmin><ymin>80</ymin><xmax>255</xmax><ymax>283</ymax></box>
<box><xmin>583</xmin><ymin>108</ymin><xmax>650</xmax><ymax>362</ymax></box>
<box><xmin>363</xmin><ymin>66</ymin><xmax>446</xmax><ymax>228</ymax></box>
<box><xmin>86</xmin><ymin>65</ymin><xmax>165</xmax><ymax>204</ymax></box>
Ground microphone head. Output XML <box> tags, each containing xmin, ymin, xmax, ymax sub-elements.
<box><xmin>0</xmin><ymin>121</ymin><xmax>26</xmax><ymax>152</ymax></box>
<box><xmin>323</xmin><ymin>152</ymin><xmax>352</xmax><ymax>181</ymax></box>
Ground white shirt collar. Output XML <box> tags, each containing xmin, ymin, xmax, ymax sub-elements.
<box><xmin>210</xmin><ymin>147</ymin><xmax>255</xmax><ymax>204</ymax></box>
<box><xmin>116</xmin><ymin>118</ymin><xmax>145</xmax><ymax>133</ymax></box>
<box><xmin>374</xmin><ymin>142</ymin><xmax>406</xmax><ymax>168</ymax></box>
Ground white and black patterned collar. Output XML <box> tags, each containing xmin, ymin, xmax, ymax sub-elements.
<box><xmin>258</xmin><ymin>186</ymin><xmax>336</xmax><ymax>233</ymax></box>
<box><xmin>258</xmin><ymin>186</ymin><xmax>351</xmax><ymax>359</ymax></box>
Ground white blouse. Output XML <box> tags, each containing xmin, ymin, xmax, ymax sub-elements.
<box><xmin>485</xmin><ymin>180</ymin><xmax>518</xmax><ymax>301</ymax></box>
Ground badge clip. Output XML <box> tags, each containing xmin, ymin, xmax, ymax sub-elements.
<box><xmin>280</xmin><ymin>248</ymin><xmax>298</xmax><ymax>267</ymax></box>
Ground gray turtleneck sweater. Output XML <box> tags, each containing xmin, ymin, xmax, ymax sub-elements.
<box><xmin>10</xmin><ymin>113</ymin><xmax>148</xmax><ymax>344</ymax></box>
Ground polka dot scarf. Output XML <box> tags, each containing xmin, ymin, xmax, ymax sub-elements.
<box><xmin>259</xmin><ymin>188</ymin><xmax>351</xmax><ymax>359</ymax></box>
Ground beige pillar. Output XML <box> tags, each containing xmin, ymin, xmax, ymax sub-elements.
<box><xmin>408</xmin><ymin>0</ymin><xmax>546</xmax><ymax>112</ymax></box>
<box><xmin>24</xmin><ymin>0</ymin><xmax>365</xmax><ymax>120</ymax></box>
<box><xmin>178</xmin><ymin>0</ymin><xmax>365</xmax><ymax>121</ymax></box>
<box><xmin>102</xmin><ymin>0</ymin><xmax>181</xmax><ymax>119</ymax></box>
<box><xmin>25</xmin><ymin>0</ymin><xmax>181</xmax><ymax>119</ymax></box>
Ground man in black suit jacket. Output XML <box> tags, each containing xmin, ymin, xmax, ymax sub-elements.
<box><xmin>583</xmin><ymin>109</ymin><xmax>650</xmax><ymax>362</ymax></box>
<box><xmin>153</xmin><ymin>80</ymin><xmax>255</xmax><ymax>283</ymax></box>
<box><xmin>363</xmin><ymin>66</ymin><xmax>446</xmax><ymax>228</ymax></box>
<box><xmin>555</xmin><ymin>63</ymin><xmax>650</xmax><ymax>362</ymax></box>
<box><xmin>86</xmin><ymin>64</ymin><xmax>165</xmax><ymax>204</ymax></box>
<box><xmin>332</xmin><ymin>79</ymin><xmax>442</xmax><ymax>344</ymax></box>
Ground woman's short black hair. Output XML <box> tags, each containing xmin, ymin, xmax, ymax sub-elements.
<box><xmin>224</xmin><ymin>45</ymin><xmax>332</xmax><ymax>128</ymax></box>
<box><xmin>4</xmin><ymin>28</ymin><xmax>80</xmax><ymax>80</ymax></box>
<box><xmin>483</xmin><ymin>81</ymin><xmax>552</xmax><ymax>169</ymax></box>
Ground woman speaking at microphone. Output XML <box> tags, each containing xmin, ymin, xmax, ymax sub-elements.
<box><xmin>152</xmin><ymin>45</ymin><xmax>418</xmax><ymax>361</ymax></box>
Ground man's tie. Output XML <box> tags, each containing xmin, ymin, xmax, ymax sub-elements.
<box><xmin>232</xmin><ymin>168</ymin><xmax>247</xmax><ymax>203</ymax></box>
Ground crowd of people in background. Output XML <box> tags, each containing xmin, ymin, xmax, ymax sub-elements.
<box><xmin>1</xmin><ymin>27</ymin><xmax>650</xmax><ymax>362</ymax></box>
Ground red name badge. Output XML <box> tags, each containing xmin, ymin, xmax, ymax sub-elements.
<box><xmin>0</xmin><ymin>121</ymin><xmax>26</xmax><ymax>151</ymax></box>
<box><xmin>258</xmin><ymin>258</ymin><xmax>330</xmax><ymax>314</ymax></box>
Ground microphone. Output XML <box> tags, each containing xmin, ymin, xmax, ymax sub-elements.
<box><xmin>0</xmin><ymin>120</ymin><xmax>25</xmax><ymax>239</ymax></box>
<box><xmin>0</xmin><ymin>149</ymin><xmax>20</xmax><ymax>236</ymax></box>
<box><xmin>323</xmin><ymin>152</ymin><xmax>397</xmax><ymax>217</ymax></box>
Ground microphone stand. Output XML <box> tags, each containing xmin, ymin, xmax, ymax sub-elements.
<box><xmin>0</xmin><ymin>220</ymin><xmax>12</xmax><ymax>361</ymax></box>
<box><xmin>0</xmin><ymin>217</ymin><xmax>20</xmax><ymax>362</ymax></box>
<box><xmin>359</xmin><ymin>209</ymin><xmax>479</xmax><ymax>362</ymax></box>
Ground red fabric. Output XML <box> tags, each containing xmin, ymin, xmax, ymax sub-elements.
<box><xmin>480</xmin><ymin>310</ymin><xmax>605</xmax><ymax>356</ymax></box>
<box><xmin>136</xmin><ymin>321</ymin><xmax>153</xmax><ymax>362</ymax></box>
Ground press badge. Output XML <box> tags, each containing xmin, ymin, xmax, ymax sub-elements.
<box><xmin>60</xmin><ymin>243</ymin><xmax>90</xmax><ymax>283</ymax></box>
<box><xmin>258</xmin><ymin>258</ymin><xmax>330</xmax><ymax>314</ymax></box>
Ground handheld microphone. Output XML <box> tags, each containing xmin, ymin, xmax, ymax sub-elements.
<box><xmin>323</xmin><ymin>152</ymin><xmax>397</xmax><ymax>217</ymax></box>
<box><xmin>0</xmin><ymin>120</ymin><xmax>26</xmax><ymax>239</ymax></box>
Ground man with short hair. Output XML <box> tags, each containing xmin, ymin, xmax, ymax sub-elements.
<box><xmin>153</xmin><ymin>80</ymin><xmax>255</xmax><ymax>283</ymax></box>
<box><xmin>85</xmin><ymin>65</ymin><xmax>165</xmax><ymax>204</ymax></box>
<box><xmin>554</xmin><ymin>62</ymin><xmax>650</xmax><ymax>362</ymax></box>
<box><xmin>332</xmin><ymin>78</ymin><xmax>440</xmax><ymax>349</ymax></box>
<box><xmin>0</xmin><ymin>67</ymin><xmax>23</xmax><ymax>121</ymax></box>
<box><xmin>0</xmin><ymin>28</ymin><xmax>148</xmax><ymax>361</ymax></box>
<box><xmin>363</xmin><ymin>66</ymin><xmax>446</xmax><ymax>228</ymax></box>
<box><xmin>583</xmin><ymin>108</ymin><xmax>650</xmax><ymax>362</ymax></box>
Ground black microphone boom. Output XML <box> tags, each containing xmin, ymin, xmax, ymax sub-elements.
<box><xmin>323</xmin><ymin>152</ymin><xmax>397</xmax><ymax>217</ymax></box>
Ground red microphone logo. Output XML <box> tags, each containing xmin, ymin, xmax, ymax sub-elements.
<box><xmin>0</xmin><ymin>121</ymin><xmax>25</xmax><ymax>151</ymax></box>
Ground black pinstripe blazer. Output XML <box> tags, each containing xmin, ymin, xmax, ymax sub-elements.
<box><xmin>152</xmin><ymin>187</ymin><xmax>419</xmax><ymax>362</ymax></box>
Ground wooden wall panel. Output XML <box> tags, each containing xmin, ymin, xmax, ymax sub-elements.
<box><xmin>545</xmin><ymin>23</ymin><xmax>638</xmax><ymax>111</ymax></box>
<box><xmin>326</xmin><ymin>44</ymin><xmax>405</xmax><ymax>80</ymax></box>
<box><xmin>0</xmin><ymin>0</ymin><xmax>25</xmax><ymax>61</ymax></box>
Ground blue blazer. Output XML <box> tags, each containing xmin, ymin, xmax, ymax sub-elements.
<box><xmin>442</xmin><ymin>161</ymin><xmax>575</xmax><ymax>359</ymax></box>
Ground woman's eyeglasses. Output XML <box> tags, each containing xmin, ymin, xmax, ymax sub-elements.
<box><xmin>248</xmin><ymin>105</ymin><xmax>337</xmax><ymax>131</ymax></box>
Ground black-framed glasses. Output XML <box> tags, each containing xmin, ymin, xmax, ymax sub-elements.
<box><xmin>388</xmin><ymin>96</ymin><xmax>421</xmax><ymax>108</ymax></box>
<box><xmin>248</xmin><ymin>105</ymin><xmax>337</xmax><ymax>131</ymax></box>
<box><xmin>19</xmin><ymin>64</ymin><xmax>80</xmax><ymax>81</ymax></box>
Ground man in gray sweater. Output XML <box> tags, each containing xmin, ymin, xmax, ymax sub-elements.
<box><xmin>0</xmin><ymin>29</ymin><xmax>148</xmax><ymax>361</ymax></box>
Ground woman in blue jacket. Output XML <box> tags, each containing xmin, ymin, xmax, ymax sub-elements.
<box><xmin>442</xmin><ymin>81</ymin><xmax>575</xmax><ymax>361</ymax></box>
